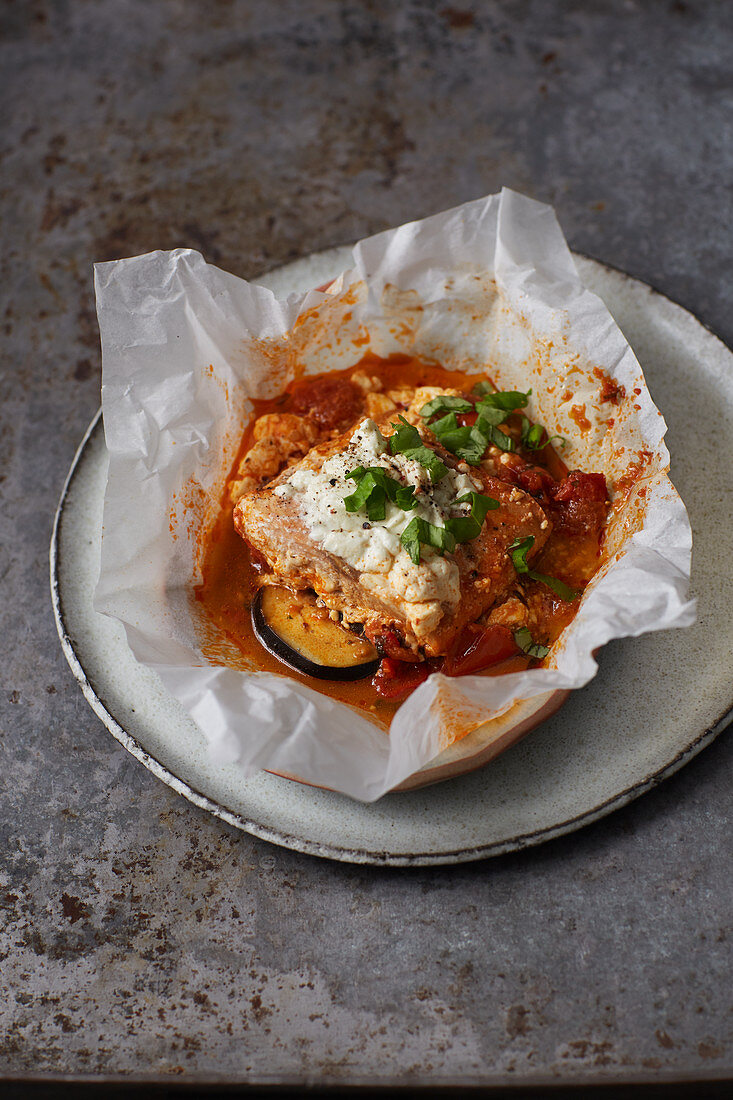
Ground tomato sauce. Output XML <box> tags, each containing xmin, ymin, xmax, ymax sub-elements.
<box><xmin>196</xmin><ymin>354</ymin><xmax>608</xmax><ymax>720</ymax></box>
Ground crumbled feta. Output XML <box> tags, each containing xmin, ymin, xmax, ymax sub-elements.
<box><xmin>274</xmin><ymin>418</ymin><xmax>480</xmax><ymax>614</ymax></box>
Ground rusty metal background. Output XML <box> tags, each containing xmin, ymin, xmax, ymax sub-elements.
<box><xmin>1</xmin><ymin>0</ymin><xmax>732</xmax><ymax>1086</ymax></box>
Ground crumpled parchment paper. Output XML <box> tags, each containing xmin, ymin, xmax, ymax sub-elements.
<box><xmin>94</xmin><ymin>188</ymin><xmax>695</xmax><ymax>801</ymax></box>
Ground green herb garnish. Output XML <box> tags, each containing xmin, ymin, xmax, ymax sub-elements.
<box><xmin>508</xmin><ymin>535</ymin><xmax>578</xmax><ymax>601</ymax></box>
<box><xmin>473</xmin><ymin>404</ymin><xmax>505</xmax><ymax>427</ymax></box>
<box><xmin>475</xmin><ymin>416</ymin><xmax>515</xmax><ymax>452</ymax></box>
<box><xmin>344</xmin><ymin>466</ymin><xmax>417</xmax><ymax>522</ymax></box>
<box><xmin>471</xmin><ymin>390</ymin><xmax>530</xmax><ymax>451</ymax></box>
<box><xmin>419</xmin><ymin>395</ymin><xmax>474</xmax><ymax>419</ymax></box>
<box><xmin>508</xmin><ymin>535</ymin><xmax>534</xmax><ymax>573</ymax></box>
<box><xmin>519</xmin><ymin>415</ymin><xmax>567</xmax><ymax>452</ymax></box>
<box><xmin>513</xmin><ymin>626</ymin><xmax>550</xmax><ymax>660</ymax></box>
<box><xmin>445</xmin><ymin>491</ymin><xmax>499</xmax><ymax>542</ymax></box>
<box><xmin>427</xmin><ymin>412</ymin><xmax>488</xmax><ymax>466</ymax></box>
<box><xmin>389</xmin><ymin>417</ymin><xmax>448</xmax><ymax>482</ymax></box>
<box><xmin>400</xmin><ymin>517</ymin><xmax>456</xmax><ymax>565</ymax></box>
<box><xmin>420</xmin><ymin>391</ymin><xmax>522</xmax><ymax>462</ymax></box>
<box><xmin>527</xmin><ymin>570</ymin><xmax>578</xmax><ymax>602</ymax></box>
<box><xmin>474</xmin><ymin>386</ymin><xmax>531</xmax><ymax>411</ymax></box>
<box><xmin>400</xmin><ymin>490</ymin><xmax>499</xmax><ymax>563</ymax></box>
<box><xmin>520</xmin><ymin>418</ymin><xmax>547</xmax><ymax>450</ymax></box>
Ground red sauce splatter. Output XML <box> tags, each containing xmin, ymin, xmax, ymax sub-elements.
<box><xmin>594</xmin><ymin>367</ymin><xmax>626</xmax><ymax>405</ymax></box>
<box><xmin>569</xmin><ymin>404</ymin><xmax>592</xmax><ymax>433</ymax></box>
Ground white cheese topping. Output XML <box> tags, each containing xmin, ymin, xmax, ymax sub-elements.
<box><xmin>274</xmin><ymin>419</ymin><xmax>481</xmax><ymax>624</ymax></box>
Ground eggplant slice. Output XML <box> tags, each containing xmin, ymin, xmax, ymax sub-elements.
<box><xmin>252</xmin><ymin>586</ymin><xmax>380</xmax><ymax>681</ymax></box>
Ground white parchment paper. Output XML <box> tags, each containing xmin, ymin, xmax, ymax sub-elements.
<box><xmin>94</xmin><ymin>188</ymin><xmax>695</xmax><ymax>801</ymax></box>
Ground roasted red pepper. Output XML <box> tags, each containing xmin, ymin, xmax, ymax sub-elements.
<box><xmin>442</xmin><ymin>624</ymin><xmax>519</xmax><ymax>677</ymax></box>
<box><xmin>372</xmin><ymin>658</ymin><xmax>431</xmax><ymax>700</ymax></box>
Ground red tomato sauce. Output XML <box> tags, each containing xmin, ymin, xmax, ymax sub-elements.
<box><xmin>196</xmin><ymin>354</ymin><xmax>608</xmax><ymax>718</ymax></box>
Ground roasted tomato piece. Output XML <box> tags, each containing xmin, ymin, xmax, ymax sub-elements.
<box><xmin>365</xmin><ymin>627</ymin><xmax>423</xmax><ymax>662</ymax></box>
<box><xmin>289</xmin><ymin>376</ymin><xmax>363</xmax><ymax>430</ymax></box>
<box><xmin>513</xmin><ymin>464</ymin><xmax>556</xmax><ymax>496</ymax></box>
<box><xmin>552</xmin><ymin>470</ymin><xmax>608</xmax><ymax>503</ymax></box>
<box><xmin>442</xmin><ymin>624</ymin><xmax>519</xmax><ymax>677</ymax></box>
<box><xmin>498</xmin><ymin>453</ymin><xmax>556</xmax><ymax>498</ymax></box>
<box><xmin>550</xmin><ymin>470</ymin><xmax>608</xmax><ymax>539</ymax></box>
<box><xmin>373</xmin><ymin>658</ymin><xmax>431</xmax><ymax>700</ymax></box>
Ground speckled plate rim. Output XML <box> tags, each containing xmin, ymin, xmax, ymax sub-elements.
<box><xmin>50</xmin><ymin>253</ymin><xmax>733</xmax><ymax>867</ymax></box>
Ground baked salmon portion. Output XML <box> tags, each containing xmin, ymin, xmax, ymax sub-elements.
<box><xmin>234</xmin><ymin>418</ymin><xmax>551</xmax><ymax>659</ymax></box>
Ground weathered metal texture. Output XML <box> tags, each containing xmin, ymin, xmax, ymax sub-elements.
<box><xmin>0</xmin><ymin>0</ymin><xmax>731</xmax><ymax>1085</ymax></box>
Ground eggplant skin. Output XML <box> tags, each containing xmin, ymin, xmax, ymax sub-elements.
<box><xmin>251</xmin><ymin>590</ymin><xmax>380</xmax><ymax>682</ymax></box>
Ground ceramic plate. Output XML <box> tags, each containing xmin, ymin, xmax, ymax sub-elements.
<box><xmin>51</xmin><ymin>248</ymin><xmax>733</xmax><ymax>866</ymax></box>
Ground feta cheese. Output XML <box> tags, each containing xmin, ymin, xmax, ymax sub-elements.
<box><xmin>274</xmin><ymin>418</ymin><xmax>479</xmax><ymax>614</ymax></box>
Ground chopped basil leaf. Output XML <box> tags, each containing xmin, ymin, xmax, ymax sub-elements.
<box><xmin>344</xmin><ymin>466</ymin><xmax>417</xmax><ymax>522</ymax></box>
<box><xmin>400</xmin><ymin>520</ymin><xmax>421</xmax><ymax>565</ymax></box>
<box><xmin>519</xmin><ymin>415</ymin><xmax>567</xmax><ymax>452</ymax></box>
<box><xmin>443</xmin><ymin>515</ymin><xmax>480</xmax><ymax>542</ymax></box>
<box><xmin>508</xmin><ymin>535</ymin><xmax>578</xmax><ymax>600</ymax></box>
<box><xmin>344</xmin><ymin>469</ymin><xmax>377</xmax><ymax>513</ymax></box>
<box><xmin>406</xmin><ymin>444</ymin><xmax>448</xmax><ymax>483</ymax></box>
<box><xmin>429</xmin><ymin>413</ymin><xmax>487</xmax><ymax>465</ymax></box>
<box><xmin>366</xmin><ymin>487</ymin><xmax>387</xmax><ymax>522</ymax></box>
<box><xmin>508</xmin><ymin>535</ymin><xmax>534</xmax><ymax>574</ymax></box>
<box><xmin>388</xmin><ymin>416</ymin><xmax>422</xmax><ymax>453</ymax></box>
<box><xmin>344</xmin><ymin>471</ymin><xmax>387</xmax><ymax>521</ymax></box>
<box><xmin>400</xmin><ymin>516</ymin><xmax>456</xmax><ymax>565</ymax></box>
<box><xmin>528</xmin><ymin>571</ymin><xmax>578</xmax><ymax>602</ymax></box>
<box><xmin>458</xmin><ymin>490</ymin><xmax>499</xmax><ymax>524</ymax></box>
<box><xmin>473</xmin><ymin>404</ymin><xmax>505</xmax><ymax>428</ymax></box>
<box><xmin>476</xmin><ymin>389</ymin><xmax>531</xmax><ymax>412</ymax></box>
<box><xmin>476</xmin><ymin>418</ymin><xmax>515</xmax><ymax>452</ymax></box>
<box><xmin>456</xmin><ymin>428</ymin><xmax>493</xmax><ymax>464</ymax></box>
<box><xmin>463</xmin><ymin>388</ymin><xmax>532</xmax><ymax>452</ymax></box>
<box><xmin>424</xmin><ymin>401</ymin><xmax>516</xmax><ymax>460</ymax></box>
<box><xmin>521</xmin><ymin>418</ymin><xmax>546</xmax><ymax>450</ymax></box>
<box><xmin>445</xmin><ymin>491</ymin><xmax>499</xmax><ymax>543</ymax></box>
<box><xmin>513</xmin><ymin>627</ymin><xmax>550</xmax><ymax>660</ymax></box>
<box><xmin>389</xmin><ymin>417</ymin><xmax>448</xmax><ymax>482</ymax></box>
<box><xmin>419</xmin><ymin>395</ymin><xmax>474</xmax><ymax>419</ymax></box>
<box><xmin>428</xmin><ymin>411</ymin><xmax>460</xmax><ymax>436</ymax></box>
<box><xmin>427</xmin><ymin>404</ymin><xmax>510</xmax><ymax>459</ymax></box>
<box><xmin>394</xmin><ymin>484</ymin><xmax>418</xmax><ymax>510</ymax></box>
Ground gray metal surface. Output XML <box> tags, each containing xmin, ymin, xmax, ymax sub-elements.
<box><xmin>1</xmin><ymin>0</ymin><xmax>731</xmax><ymax>1085</ymax></box>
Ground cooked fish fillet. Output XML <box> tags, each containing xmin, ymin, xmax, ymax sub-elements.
<box><xmin>234</xmin><ymin>424</ymin><xmax>551</xmax><ymax>658</ymax></box>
